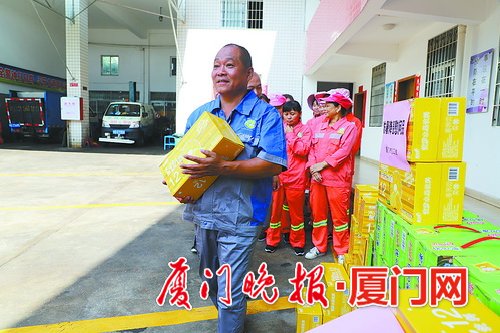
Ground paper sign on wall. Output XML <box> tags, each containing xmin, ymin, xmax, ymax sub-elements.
<box><xmin>61</xmin><ymin>97</ymin><xmax>83</xmax><ymax>120</ymax></box>
<box><xmin>379</xmin><ymin>100</ymin><xmax>410</xmax><ymax>172</ymax></box>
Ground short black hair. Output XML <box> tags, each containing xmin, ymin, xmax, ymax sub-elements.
<box><xmin>283</xmin><ymin>94</ymin><xmax>295</xmax><ymax>101</ymax></box>
<box><xmin>331</xmin><ymin>102</ymin><xmax>348</xmax><ymax>117</ymax></box>
<box><xmin>222</xmin><ymin>43</ymin><xmax>253</xmax><ymax>68</ymax></box>
<box><xmin>283</xmin><ymin>100</ymin><xmax>302</xmax><ymax>113</ymax></box>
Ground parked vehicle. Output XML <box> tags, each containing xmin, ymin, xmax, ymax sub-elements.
<box><xmin>5</xmin><ymin>91</ymin><xmax>65</xmax><ymax>141</ymax></box>
<box><xmin>99</xmin><ymin>102</ymin><xmax>155</xmax><ymax>145</ymax></box>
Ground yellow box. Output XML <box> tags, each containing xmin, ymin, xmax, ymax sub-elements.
<box><xmin>400</xmin><ymin>162</ymin><xmax>466</xmax><ymax>225</ymax></box>
<box><xmin>437</xmin><ymin>97</ymin><xmax>466</xmax><ymax>161</ymax></box>
<box><xmin>407</xmin><ymin>97</ymin><xmax>466</xmax><ymax>162</ymax></box>
<box><xmin>296</xmin><ymin>289</ymin><xmax>323</xmax><ymax>333</ymax></box>
<box><xmin>406</xmin><ymin>98</ymin><xmax>442</xmax><ymax>162</ymax></box>
<box><xmin>353</xmin><ymin>184</ymin><xmax>378</xmax><ymax>215</ymax></box>
<box><xmin>439</xmin><ymin>162</ymin><xmax>467</xmax><ymax>224</ymax></box>
<box><xmin>378</xmin><ymin>163</ymin><xmax>402</xmax><ymax>213</ymax></box>
<box><xmin>321</xmin><ymin>263</ymin><xmax>351</xmax><ymax>322</ymax></box>
<box><xmin>395</xmin><ymin>289</ymin><xmax>500</xmax><ymax>333</ymax></box>
<box><xmin>159</xmin><ymin>112</ymin><xmax>244</xmax><ymax>200</ymax></box>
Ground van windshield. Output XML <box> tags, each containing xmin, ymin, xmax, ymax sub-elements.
<box><xmin>105</xmin><ymin>104</ymin><xmax>141</xmax><ymax>117</ymax></box>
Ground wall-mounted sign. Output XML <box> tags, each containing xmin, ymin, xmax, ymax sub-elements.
<box><xmin>466</xmin><ymin>48</ymin><xmax>494</xmax><ymax>113</ymax></box>
<box><xmin>384</xmin><ymin>81</ymin><xmax>396</xmax><ymax>105</ymax></box>
<box><xmin>0</xmin><ymin>63</ymin><xmax>66</xmax><ymax>92</ymax></box>
<box><xmin>61</xmin><ymin>97</ymin><xmax>83</xmax><ymax>120</ymax></box>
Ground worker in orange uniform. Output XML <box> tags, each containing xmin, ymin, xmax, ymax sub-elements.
<box><xmin>265</xmin><ymin>100</ymin><xmax>311</xmax><ymax>256</ymax></box>
<box><xmin>305</xmin><ymin>92</ymin><xmax>358</xmax><ymax>263</ymax></box>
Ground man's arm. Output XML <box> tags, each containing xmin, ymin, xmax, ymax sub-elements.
<box><xmin>181</xmin><ymin>150</ymin><xmax>281</xmax><ymax>179</ymax></box>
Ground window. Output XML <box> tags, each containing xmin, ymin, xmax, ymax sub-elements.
<box><xmin>101</xmin><ymin>55</ymin><xmax>119</xmax><ymax>76</ymax></box>
<box><xmin>424</xmin><ymin>26</ymin><xmax>461</xmax><ymax>97</ymax></box>
<box><xmin>221</xmin><ymin>0</ymin><xmax>263</xmax><ymax>29</ymax></box>
<box><xmin>369</xmin><ymin>63</ymin><xmax>386</xmax><ymax>127</ymax></box>
<box><xmin>493</xmin><ymin>39</ymin><xmax>500</xmax><ymax>126</ymax></box>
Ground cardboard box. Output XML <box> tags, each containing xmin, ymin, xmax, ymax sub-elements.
<box><xmin>436</xmin><ymin>97</ymin><xmax>466</xmax><ymax>161</ymax></box>
<box><xmin>159</xmin><ymin>112</ymin><xmax>244</xmax><ymax>200</ymax></box>
<box><xmin>399</xmin><ymin>162</ymin><xmax>466</xmax><ymax>225</ymax></box>
<box><xmin>454</xmin><ymin>255</ymin><xmax>500</xmax><ymax>315</ymax></box>
<box><xmin>296</xmin><ymin>301</ymin><xmax>323</xmax><ymax>333</ymax></box>
<box><xmin>395</xmin><ymin>290</ymin><xmax>500</xmax><ymax>333</ymax></box>
<box><xmin>353</xmin><ymin>184</ymin><xmax>378</xmax><ymax>216</ymax></box>
<box><xmin>406</xmin><ymin>97</ymin><xmax>465</xmax><ymax>162</ymax></box>
<box><xmin>378</xmin><ymin>163</ymin><xmax>402</xmax><ymax>213</ymax></box>
<box><xmin>321</xmin><ymin>263</ymin><xmax>352</xmax><ymax>322</ymax></box>
<box><xmin>406</xmin><ymin>98</ymin><xmax>441</xmax><ymax>162</ymax></box>
<box><xmin>416</xmin><ymin>233</ymin><xmax>498</xmax><ymax>268</ymax></box>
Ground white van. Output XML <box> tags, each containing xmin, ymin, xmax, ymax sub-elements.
<box><xmin>99</xmin><ymin>102</ymin><xmax>155</xmax><ymax>145</ymax></box>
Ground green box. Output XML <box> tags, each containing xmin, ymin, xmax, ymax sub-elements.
<box><xmin>364</xmin><ymin>233</ymin><xmax>375</xmax><ymax>266</ymax></box>
<box><xmin>454</xmin><ymin>255</ymin><xmax>500</xmax><ymax>316</ymax></box>
<box><xmin>374</xmin><ymin>201</ymin><xmax>388</xmax><ymax>258</ymax></box>
<box><xmin>383</xmin><ymin>209</ymin><xmax>398</xmax><ymax>266</ymax></box>
<box><xmin>417</xmin><ymin>234</ymin><xmax>498</xmax><ymax>268</ymax></box>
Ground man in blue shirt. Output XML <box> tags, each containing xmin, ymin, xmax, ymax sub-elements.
<box><xmin>179</xmin><ymin>44</ymin><xmax>287</xmax><ymax>333</ymax></box>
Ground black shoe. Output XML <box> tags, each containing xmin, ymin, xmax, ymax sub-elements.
<box><xmin>191</xmin><ymin>238</ymin><xmax>197</xmax><ymax>254</ymax></box>
<box><xmin>283</xmin><ymin>233</ymin><xmax>290</xmax><ymax>244</ymax></box>
<box><xmin>258</xmin><ymin>229</ymin><xmax>267</xmax><ymax>242</ymax></box>
<box><xmin>293</xmin><ymin>247</ymin><xmax>305</xmax><ymax>256</ymax></box>
<box><xmin>265</xmin><ymin>245</ymin><xmax>277</xmax><ymax>253</ymax></box>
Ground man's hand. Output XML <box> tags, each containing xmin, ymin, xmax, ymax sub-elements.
<box><xmin>272</xmin><ymin>175</ymin><xmax>280</xmax><ymax>191</ymax></box>
<box><xmin>162</xmin><ymin>180</ymin><xmax>196</xmax><ymax>204</ymax></box>
<box><xmin>180</xmin><ymin>149</ymin><xmax>224</xmax><ymax>179</ymax></box>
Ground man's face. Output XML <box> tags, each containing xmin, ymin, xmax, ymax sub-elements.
<box><xmin>247</xmin><ymin>73</ymin><xmax>262</xmax><ymax>97</ymax></box>
<box><xmin>212</xmin><ymin>46</ymin><xmax>251</xmax><ymax>97</ymax></box>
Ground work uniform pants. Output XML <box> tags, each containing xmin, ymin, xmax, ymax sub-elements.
<box><xmin>309</xmin><ymin>182</ymin><xmax>351</xmax><ymax>254</ymax></box>
<box><xmin>266</xmin><ymin>187</ymin><xmax>306</xmax><ymax>248</ymax></box>
<box><xmin>195</xmin><ymin>225</ymin><xmax>259</xmax><ymax>333</ymax></box>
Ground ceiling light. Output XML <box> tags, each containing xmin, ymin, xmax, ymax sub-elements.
<box><xmin>383</xmin><ymin>23</ymin><xmax>396</xmax><ymax>31</ymax></box>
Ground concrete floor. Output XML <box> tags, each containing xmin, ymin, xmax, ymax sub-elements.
<box><xmin>0</xmin><ymin>142</ymin><xmax>498</xmax><ymax>332</ymax></box>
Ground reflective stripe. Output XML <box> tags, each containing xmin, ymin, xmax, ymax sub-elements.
<box><xmin>334</xmin><ymin>223</ymin><xmax>349</xmax><ymax>232</ymax></box>
<box><xmin>313</xmin><ymin>219</ymin><xmax>328</xmax><ymax>228</ymax></box>
<box><xmin>282</xmin><ymin>204</ymin><xmax>289</xmax><ymax>211</ymax></box>
<box><xmin>290</xmin><ymin>222</ymin><xmax>304</xmax><ymax>231</ymax></box>
<box><xmin>270</xmin><ymin>222</ymin><xmax>282</xmax><ymax>229</ymax></box>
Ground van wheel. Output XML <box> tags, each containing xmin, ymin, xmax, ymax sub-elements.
<box><xmin>136</xmin><ymin>133</ymin><xmax>145</xmax><ymax>146</ymax></box>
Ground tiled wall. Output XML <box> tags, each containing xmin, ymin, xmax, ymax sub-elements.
<box><xmin>66</xmin><ymin>0</ymin><xmax>90</xmax><ymax>147</ymax></box>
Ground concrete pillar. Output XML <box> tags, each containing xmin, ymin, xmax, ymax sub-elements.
<box><xmin>65</xmin><ymin>0</ymin><xmax>89</xmax><ymax>148</ymax></box>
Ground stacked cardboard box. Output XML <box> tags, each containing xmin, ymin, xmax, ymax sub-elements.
<box><xmin>322</xmin><ymin>263</ymin><xmax>352</xmax><ymax>322</ymax></box>
<box><xmin>296</xmin><ymin>296</ymin><xmax>323</xmax><ymax>333</ymax></box>
<box><xmin>378</xmin><ymin>97</ymin><xmax>467</xmax><ymax>226</ymax></box>
<box><xmin>347</xmin><ymin>185</ymin><xmax>378</xmax><ymax>267</ymax></box>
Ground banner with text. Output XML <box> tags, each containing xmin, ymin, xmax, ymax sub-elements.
<box><xmin>379</xmin><ymin>100</ymin><xmax>410</xmax><ymax>172</ymax></box>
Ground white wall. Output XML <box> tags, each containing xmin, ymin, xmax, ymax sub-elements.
<box><xmin>460</xmin><ymin>8</ymin><xmax>500</xmax><ymax>203</ymax></box>
<box><xmin>176</xmin><ymin>0</ymin><xmax>306</xmax><ymax>132</ymax></box>
<box><xmin>304</xmin><ymin>10</ymin><xmax>500</xmax><ymax>202</ymax></box>
<box><xmin>0</xmin><ymin>1</ymin><xmax>66</xmax><ymax>94</ymax></box>
<box><xmin>88</xmin><ymin>29</ymin><xmax>176</xmax><ymax>102</ymax></box>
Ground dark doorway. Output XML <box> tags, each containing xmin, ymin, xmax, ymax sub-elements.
<box><xmin>317</xmin><ymin>82</ymin><xmax>354</xmax><ymax>98</ymax></box>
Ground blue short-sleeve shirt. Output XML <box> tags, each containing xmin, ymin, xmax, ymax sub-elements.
<box><xmin>182</xmin><ymin>90</ymin><xmax>287</xmax><ymax>236</ymax></box>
